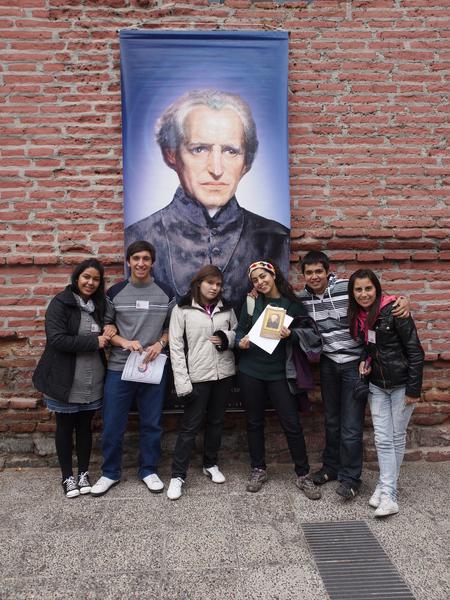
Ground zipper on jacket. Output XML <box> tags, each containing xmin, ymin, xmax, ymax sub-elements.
<box><xmin>375</xmin><ymin>346</ymin><xmax>387</xmax><ymax>389</ymax></box>
<box><xmin>210</xmin><ymin>313</ymin><xmax>220</xmax><ymax>380</ymax></box>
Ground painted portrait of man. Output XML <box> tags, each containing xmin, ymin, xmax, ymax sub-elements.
<box><xmin>124</xmin><ymin>88</ymin><xmax>289</xmax><ymax>312</ymax></box>
<box><xmin>120</xmin><ymin>30</ymin><xmax>290</xmax><ymax>316</ymax></box>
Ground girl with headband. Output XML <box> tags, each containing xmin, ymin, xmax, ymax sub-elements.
<box><xmin>235</xmin><ymin>260</ymin><xmax>321</xmax><ymax>499</ymax></box>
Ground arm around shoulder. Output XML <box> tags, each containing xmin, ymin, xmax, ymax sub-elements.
<box><xmin>392</xmin><ymin>295</ymin><xmax>410</xmax><ymax>318</ymax></box>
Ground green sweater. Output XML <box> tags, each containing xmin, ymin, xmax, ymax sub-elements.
<box><xmin>236</xmin><ymin>294</ymin><xmax>306</xmax><ymax>381</ymax></box>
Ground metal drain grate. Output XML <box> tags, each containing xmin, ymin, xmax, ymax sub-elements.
<box><xmin>301</xmin><ymin>520</ymin><xmax>415</xmax><ymax>600</ymax></box>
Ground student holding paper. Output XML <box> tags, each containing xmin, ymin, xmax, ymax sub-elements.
<box><xmin>236</xmin><ymin>261</ymin><xmax>321</xmax><ymax>499</ymax></box>
<box><xmin>91</xmin><ymin>241</ymin><xmax>175</xmax><ymax>497</ymax></box>
<box><xmin>167</xmin><ymin>266</ymin><xmax>237</xmax><ymax>500</ymax></box>
<box><xmin>32</xmin><ymin>259</ymin><xmax>116</xmax><ymax>498</ymax></box>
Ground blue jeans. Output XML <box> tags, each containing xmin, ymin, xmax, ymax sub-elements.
<box><xmin>369</xmin><ymin>383</ymin><xmax>415</xmax><ymax>500</ymax></box>
<box><xmin>101</xmin><ymin>368</ymin><xmax>167</xmax><ymax>480</ymax></box>
<box><xmin>319</xmin><ymin>356</ymin><xmax>365</xmax><ymax>486</ymax></box>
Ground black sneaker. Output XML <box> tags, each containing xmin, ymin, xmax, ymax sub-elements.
<box><xmin>77</xmin><ymin>471</ymin><xmax>92</xmax><ymax>494</ymax></box>
<box><xmin>62</xmin><ymin>476</ymin><xmax>80</xmax><ymax>498</ymax></box>
<box><xmin>310</xmin><ymin>468</ymin><xmax>337</xmax><ymax>485</ymax></box>
<box><xmin>336</xmin><ymin>482</ymin><xmax>359</xmax><ymax>500</ymax></box>
<box><xmin>246</xmin><ymin>468</ymin><xmax>268</xmax><ymax>493</ymax></box>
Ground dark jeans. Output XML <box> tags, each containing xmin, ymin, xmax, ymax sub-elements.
<box><xmin>102</xmin><ymin>367</ymin><xmax>167</xmax><ymax>480</ymax></box>
<box><xmin>171</xmin><ymin>377</ymin><xmax>233</xmax><ymax>480</ymax></box>
<box><xmin>55</xmin><ymin>411</ymin><xmax>95</xmax><ymax>479</ymax></box>
<box><xmin>239</xmin><ymin>372</ymin><xmax>310</xmax><ymax>477</ymax></box>
<box><xmin>319</xmin><ymin>356</ymin><xmax>365</xmax><ymax>486</ymax></box>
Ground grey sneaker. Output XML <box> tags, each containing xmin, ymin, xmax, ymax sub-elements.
<box><xmin>246</xmin><ymin>468</ymin><xmax>268</xmax><ymax>493</ymax></box>
<box><xmin>296</xmin><ymin>475</ymin><xmax>322</xmax><ymax>500</ymax></box>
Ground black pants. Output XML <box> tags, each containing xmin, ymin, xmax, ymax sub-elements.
<box><xmin>171</xmin><ymin>377</ymin><xmax>233</xmax><ymax>480</ymax></box>
<box><xmin>55</xmin><ymin>411</ymin><xmax>95</xmax><ymax>480</ymax></box>
<box><xmin>239</xmin><ymin>372</ymin><xmax>310</xmax><ymax>477</ymax></box>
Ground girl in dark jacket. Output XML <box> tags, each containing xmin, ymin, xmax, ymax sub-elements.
<box><xmin>348</xmin><ymin>269</ymin><xmax>424</xmax><ymax>518</ymax></box>
<box><xmin>33</xmin><ymin>259</ymin><xmax>116</xmax><ymax>498</ymax></box>
<box><xmin>236</xmin><ymin>260</ymin><xmax>320</xmax><ymax>500</ymax></box>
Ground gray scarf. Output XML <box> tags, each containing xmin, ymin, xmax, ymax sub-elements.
<box><xmin>73</xmin><ymin>293</ymin><xmax>95</xmax><ymax>314</ymax></box>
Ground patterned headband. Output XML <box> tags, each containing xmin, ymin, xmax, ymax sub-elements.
<box><xmin>248</xmin><ymin>261</ymin><xmax>276</xmax><ymax>279</ymax></box>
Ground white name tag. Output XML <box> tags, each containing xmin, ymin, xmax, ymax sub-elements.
<box><xmin>90</xmin><ymin>323</ymin><xmax>100</xmax><ymax>333</ymax></box>
<box><xmin>136</xmin><ymin>300</ymin><xmax>149</xmax><ymax>310</ymax></box>
<box><xmin>368</xmin><ymin>330</ymin><xmax>376</xmax><ymax>344</ymax></box>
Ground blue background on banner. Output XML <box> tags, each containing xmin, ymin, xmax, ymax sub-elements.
<box><xmin>120</xmin><ymin>30</ymin><xmax>290</xmax><ymax>229</ymax></box>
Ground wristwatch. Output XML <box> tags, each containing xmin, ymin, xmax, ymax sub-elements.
<box><xmin>158</xmin><ymin>338</ymin><xmax>167</xmax><ymax>348</ymax></box>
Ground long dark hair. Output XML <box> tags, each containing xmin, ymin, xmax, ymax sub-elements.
<box><xmin>272</xmin><ymin>262</ymin><xmax>299</xmax><ymax>303</ymax></box>
<box><xmin>190</xmin><ymin>265</ymin><xmax>224</xmax><ymax>306</ymax></box>
<box><xmin>348</xmin><ymin>268</ymin><xmax>382</xmax><ymax>339</ymax></box>
<box><xmin>70</xmin><ymin>258</ymin><xmax>107</xmax><ymax>323</ymax></box>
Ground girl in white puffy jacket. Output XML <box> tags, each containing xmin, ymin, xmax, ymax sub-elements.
<box><xmin>167</xmin><ymin>265</ymin><xmax>237</xmax><ymax>500</ymax></box>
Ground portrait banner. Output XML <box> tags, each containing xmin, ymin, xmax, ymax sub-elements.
<box><xmin>119</xmin><ymin>30</ymin><xmax>290</xmax><ymax>410</ymax></box>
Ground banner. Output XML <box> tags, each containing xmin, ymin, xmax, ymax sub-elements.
<box><xmin>119</xmin><ymin>30</ymin><xmax>290</xmax><ymax>409</ymax></box>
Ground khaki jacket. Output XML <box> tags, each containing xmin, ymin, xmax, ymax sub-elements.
<box><xmin>169</xmin><ymin>297</ymin><xmax>237</xmax><ymax>396</ymax></box>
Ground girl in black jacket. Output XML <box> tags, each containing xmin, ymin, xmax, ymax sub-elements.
<box><xmin>33</xmin><ymin>259</ymin><xmax>116</xmax><ymax>498</ymax></box>
<box><xmin>348</xmin><ymin>269</ymin><xmax>424</xmax><ymax>518</ymax></box>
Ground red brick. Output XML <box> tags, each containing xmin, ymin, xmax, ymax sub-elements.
<box><xmin>0</xmin><ymin>0</ymin><xmax>448</xmax><ymax>460</ymax></box>
<box><xmin>9</xmin><ymin>398</ymin><xmax>39</xmax><ymax>409</ymax></box>
<box><xmin>425</xmin><ymin>450</ymin><xmax>450</xmax><ymax>462</ymax></box>
<box><xmin>10</xmin><ymin>423</ymin><xmax>36</xmax><ymax>433</ymax></box>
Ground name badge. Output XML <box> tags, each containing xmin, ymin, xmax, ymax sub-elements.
<box><xmin>368</xmin><ymin>330</ymin><xmax>376</xmax><ymax>344</ymax></box>
<box><xmin>136</xmin><ymin>300</ymin><xmax>149</xmax><ymax>310</ymax></box>
<box><xmin>90</xmin><ymin>323</ymin><xmax>100</xmax><ymax>333</ymax></box>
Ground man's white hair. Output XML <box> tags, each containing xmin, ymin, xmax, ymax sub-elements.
<box><xmin>155</xmin><ymin>88</ymin><xmax>259</xmax><ymax>170</ymax></box>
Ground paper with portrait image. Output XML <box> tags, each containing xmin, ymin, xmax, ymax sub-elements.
<box><xmin>121</xmin><ymin>351</ymin><xmax>167</xmax><ymax>384</ymax></box>
<box><xmin>248</xmin><ymin>307</ymin><xmax>293</xmax><ymax>355</ymax></box>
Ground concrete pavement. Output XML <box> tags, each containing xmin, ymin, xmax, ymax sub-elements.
<box><xmin>0</xmin><ymin>460</ymin><xmax>449</xmax><ymax>599</ymax></box>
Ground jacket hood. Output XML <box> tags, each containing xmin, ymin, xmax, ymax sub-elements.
<box><xmin>178</xmin><ymin>293</ymin><xmax>233</xmax><ymax>311</ymax></box>
<box><xmin>58</xmin><ymin>285</ymin><xmax>79</xmax><ymax>306</ymax></box>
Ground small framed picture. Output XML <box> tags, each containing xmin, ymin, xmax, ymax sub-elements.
<box><xmin>260</xmin><ymin>306</ymin><xmax>286</xmax><ymax>339</ymax></box>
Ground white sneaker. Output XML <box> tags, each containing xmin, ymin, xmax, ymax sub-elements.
<box><xmin>374</xmin><ymin>494</ymin><xmax>399</xmax><ymax>518</ymax></box>
<box><xmin>90</xmin><ymin>476</ymin><xmax>119</xmax><ymax>497</ymax></box>
<box><xmin>368</xmin><ymin>485</ymin><xmax>382</xmax><ymax>508</ymax></box>
<box><xmin>202</xmin><ymin>465</ymin><xmax>226</xmax><ymax>484</ymax></box>
<box><xmin>143</xmin><ymin>473</ymin><xmax>164</xmax><ymax>493</ymax></box>
<box><xmin>77</xmin><ymin>471</ymin><xmax>92</xmax><ymax>495</ymax></box>
<box><xmin>62</xmin><ymin>476</ymin><xmax>80</xmax><ymax>498</ymax></box>
<box><xmin>167</xmin><ymin>477</ymin><xmax>184</xmax><ymax>500</ymax></box>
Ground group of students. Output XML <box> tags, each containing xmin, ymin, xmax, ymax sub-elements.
<box><xmin>33</xmin><ymin>243</ymin><xmax>424</xmax><ymax>518</ymax></box>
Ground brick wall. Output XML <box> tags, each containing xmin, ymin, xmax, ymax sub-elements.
<box><xmin>1</xmin><ymin>0</ymin><xmax>449</xmax><ymax>466</ymax></box>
